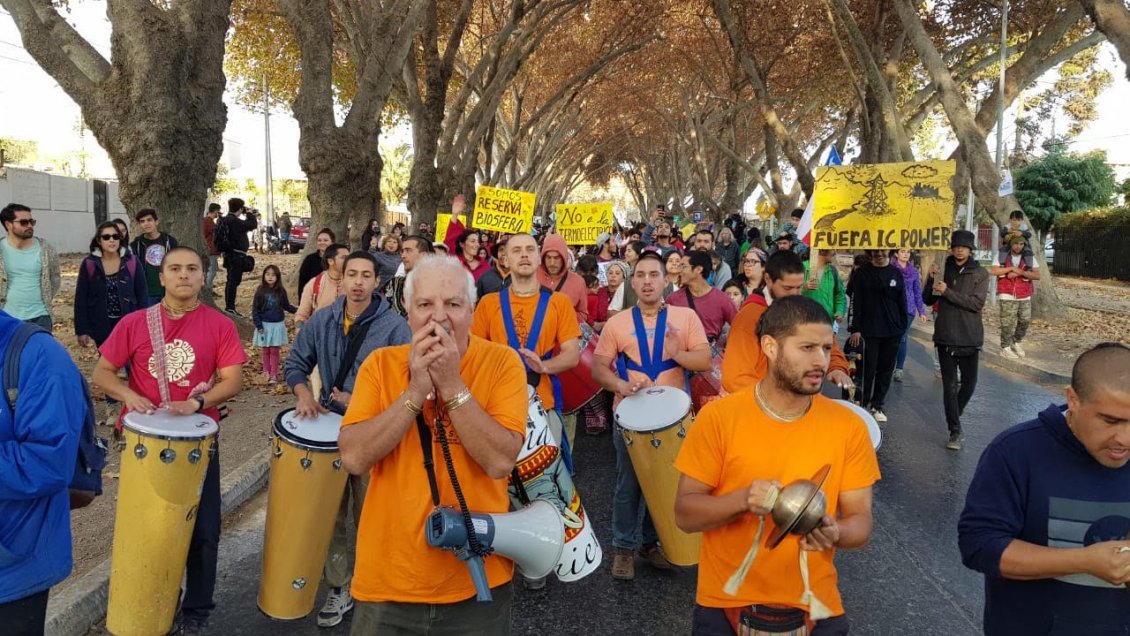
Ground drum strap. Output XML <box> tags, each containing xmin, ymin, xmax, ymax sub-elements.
<box><xmin>616</xmin><ymin>306</ymin><xmax>680</xmax><ymax>382</ymax></box>
<box><xmin>329</xmin><ymin>318</ymin><xmax>374</xmax><ymax>408</ymax></box>
<box><xmin>145</xmin><ymin>304</ymin><xmax>172</xmax><ymax>406</ymax></box>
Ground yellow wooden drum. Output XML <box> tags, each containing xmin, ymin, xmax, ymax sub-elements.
<box><xmin>614</xmin><ymin>386</ymin><xmax>701</xmax><ymax>566</ymax></box>
<box><xmin>106</xmin><ymin>410</ymin><xmax>218</xmax><ymax>636</ymax></box>
<box><xmin>258</xmin><ymin>409</ymin><xmax>348</xmax><ymax>620</ymax></box>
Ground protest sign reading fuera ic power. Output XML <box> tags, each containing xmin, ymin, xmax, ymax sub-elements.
<box><xmin>810</xmin><ymin>160</ymin><xmax>957</xmax><ymax>250</ymax></box>
<box><xmin>556</xmin><ymin>203</ymin><xmax>613</xmax><ymax>245</ymax></box>
<box><xmin>473</xmin><ymin>186</ymin><xmax>536</xmax><ymax>234</ymax></box>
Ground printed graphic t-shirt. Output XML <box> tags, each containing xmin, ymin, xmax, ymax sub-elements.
<box><xmin>471</xmin><ymin>289</ymin><xmax>581</xmax><ymax>410</ymax></box>
<box><xmin>341</xmin><ymin>336</ymin><xmax>527</xmax><ymax>603</ymax></box>
<box><xmin>136</xmin><ymin>234</ymin><xmax>176</xmax><ymax>297</ymax></box>
<box><xmin>594</xmin><ymin>305</ymin><xmax>709</xmax><ymax>409</ymax></box>
<box><xmin>675</xmin><ymin>391</ymin><xmax>881</xmax><ymax>613</ymax></box>
<box><xmin>99</xmin><ymin>305</ymin><xmax>247</xmax><ymax>422</ymax></box>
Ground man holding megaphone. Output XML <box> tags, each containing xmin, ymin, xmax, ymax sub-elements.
<box><xmin>339</xmin><ymin>255</ymin><xmax>529</xmax><ymax>635</ymax></box>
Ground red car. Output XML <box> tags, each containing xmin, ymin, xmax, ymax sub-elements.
<box><xmin>288</xmin><ymin>219</ymin><xmax>310</xmax><ymax>253</ymax></box>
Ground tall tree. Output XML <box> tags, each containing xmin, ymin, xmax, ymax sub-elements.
<box><xmin>1080</xmin><ymin>0</ymin><xmax>1130</xmax><ymax>80</ymax></box>
<box><xmin>1</xmin><ymin>0</ymin><xmax>231</xmax><ymax>262</ymax></box>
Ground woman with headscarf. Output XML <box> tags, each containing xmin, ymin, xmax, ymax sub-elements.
<box><xmin>599</xmin><ymin>260</ymin><xmax>632</xmax><ymax>326</ymax></box>
<box><xmin>735</xmin><ymin>247</ymin><xmax>767</xmax><ymax>300</ymax></box>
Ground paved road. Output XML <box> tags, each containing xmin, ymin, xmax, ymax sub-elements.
<box><xmin>87</xmin><ymin>337</ymin><xmax>1062</xmax><ymax>635</ymax></box>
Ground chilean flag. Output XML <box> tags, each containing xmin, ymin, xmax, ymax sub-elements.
<box><xmin>797</xmin><ymin>146</ymin><xmax>843</xmax><ymax>246</ymax></box>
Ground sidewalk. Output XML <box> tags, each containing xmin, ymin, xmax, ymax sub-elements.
<box><xmin>909</xmin><ymin>320</ymin><xmax>1071</xmax><ymax>384</ymax></box>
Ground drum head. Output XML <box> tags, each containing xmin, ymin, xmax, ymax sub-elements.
<box><xmin>615</xmin><ymin>386</ymin><xmax>691</xmax><ymax>433</ymax></box>
<box><xmin>123</xmin><ymin>409</ymin><xmax>217</xmax><ymax>439</ymax></box>
<box><xmin>275</xmin><ymin>409</ymin><xmax>342</xmax><ymax>449</ymax></box>
<box><xmin>835</xmin><ymin>400</ymin><xmax>882</xmax><ymax>450</ymax></box>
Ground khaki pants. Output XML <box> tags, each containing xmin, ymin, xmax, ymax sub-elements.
<box><xmin>998</xmin><ymin>298</ymin><xmax>1032</xmax><ymax>348</ymax></box>
<box><xmin>323</xmin><ymin>472</ymin><xmax>369</xmax><ymax>589</ymax></box>
<box><xmin>560</xmin><ymin>411</ymin><xmax>577</xmax><ymax>451</ymax></box>
<box><xmin>350</xmin><ymin>583</ymin><xmax>512</xmax><ymax>635</ymax></box>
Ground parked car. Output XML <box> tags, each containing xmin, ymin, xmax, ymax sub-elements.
<box><xmin>288</xmin><ymin>219</ymin><xmax>310</xmax><ymax>253</ymax></box>
<box><xmin>1044</xmin><ymin>238</ymin><xmax>1054</xmax><ymax>266</ymax></box>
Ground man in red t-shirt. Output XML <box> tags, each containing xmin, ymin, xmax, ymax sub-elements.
<box><xmin>93</xmin><ymin>247</ymin><xmax>247</xmax><ymax>634</ymax></box>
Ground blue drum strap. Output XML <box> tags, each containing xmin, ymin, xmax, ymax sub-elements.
<box><xmin>621</xmin><ymin>306</ymin><xmax>679</xmax><ymax>382</ymax></box>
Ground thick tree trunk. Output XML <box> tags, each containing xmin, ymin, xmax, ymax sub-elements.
<box><xmin>302</xmin><ymin>135</ymin><xmax>384</xmax><ymax>251</ymax></box>
<box><xmin>893</xmin><ymin>0</ymin><xmax>1065</xmax><ymax>320</ymax></box>
<box><xmin>1080</xmin><ymin>0</ymin><xmax>1130</xmax><ymax>81</ymax></box>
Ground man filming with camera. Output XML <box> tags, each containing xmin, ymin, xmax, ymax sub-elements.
<box><xmin>339</xmin><ymin>254</ymin><xmax>528</xmax><ymax>635</ymax></box>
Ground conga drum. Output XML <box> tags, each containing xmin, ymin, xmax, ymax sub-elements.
<box><xmin>258</xmin><ymin>409</ymin><xmax>349</xmax><ymax>619</ymax></box>
<box><xmin>558</xmin><ymin>323</ymin><xmax>603</xmax><ymax>414</ymax></box>
<box><xmin>689</xmin><ymin>353</ymin><xmax>725</xmax><ymax>413</ymax></box>
<box><xmin>614</xmin><ymin>386</ymin><xmax>701</xmax><ymax>566</ymax></box>
<box><xmin>512</xmin><ymin>386</ymin><xmax>603</xmax><ymax>581</ymax></box>
<box><xmin>107</xmin><ymin>410</ymin><xmax>218</xmax><ymax>636</ymax></box>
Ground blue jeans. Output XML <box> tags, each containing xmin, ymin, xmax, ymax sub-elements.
<box><xmin>896</xmin><ymin>313</ymin><xmax>915</xmax><ymax>370</ymax></box>
<box><xmin>25</xmin><ymin>314</ymin><xmax>52</xmax><ymax>334</ymax></box>
<box><xmin>206</xmin><ymin>254</ymin><xmax>219</xmax><ymax>290</ymax></box>
<box><xmin>611</xmin><ymin>423</ymin><xmax>659</xmax><ymax>550</ymax></box>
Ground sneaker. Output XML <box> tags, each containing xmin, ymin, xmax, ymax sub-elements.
<box><xmin>317</xmin><ymin>586</ymin><xmax>354</xmax><ymax>628</ymax></box>
<box><xmin>1012</xmin><ymin>343</ymin><xmax>1026</xmax><ymax>357</ymax></box>
<box><xmin>523</xmin><ymin>575</ymin><xmax>547</xmax><ymax>590</ymax></box>
<box><xmin>946</xmin><ymin>433</ymin><xmax>963</xmax><ymax>451</ymax></box>
<box><xmin>934</xmin><ymin>368</ymin><xmax>942</xmax><ymax>379</ymax></box>
<box><xmin>893</xmin><ymin>369</ymin><xmax>903</xmax><ymax>383</ymax></box>
<box><xmin>169</xmin><ymin>615</ymin><xmax>207</xmax><ymax>635</ymax></box>
<box><xmin>872</xmin><ymin>409</ymin><xmax>888</xmax><ymax>423</ymax></box>
<box><xmin>223</xmin><ymin>308</ymin><xmax>245</xmax><ymax>318</ymax></box>
<box><xmin>639</xmin><ymin>543</ymin><xmax>673</xmax><ymax>571</ymax></box>
<box><xmin>611</xmin><ymin>548</ymin><xmax>635</xmax><ymax>580</ymax></box>
<box><xmin>1000</xmin><ymin>346</ymin><xmax>1019</xmax><ymax>359</ymax></box>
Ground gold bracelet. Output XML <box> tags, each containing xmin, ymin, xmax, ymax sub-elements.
<box><xmin>444</xmin><ymin>389</ymin><xmax>473</xmax><ymax>413</ymax></box>
<box><xmin>404</xmin><ymin>398</ymin><xmax>422</xmax><ymax>415</ymax></box>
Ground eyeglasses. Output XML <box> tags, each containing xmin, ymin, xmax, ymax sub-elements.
<box><xmin>100</xmin><ymin>233</ymin><xmax>122</xmax><ymax>241</ymax></box>
<box><xmin>14</xmin><ymin>219</ymin><xmax>36</xmax><ymax>227</ymax></box>
<box><xmin>743</xmin><ymin>258</ymin><xmax>761</xmax><ymax>264</ymax></box>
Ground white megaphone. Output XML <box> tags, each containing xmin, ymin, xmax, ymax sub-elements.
<box><xmin>426</xmin><ymin>500</ymin><xmax>565</xmax><ymax>601</ymax></box>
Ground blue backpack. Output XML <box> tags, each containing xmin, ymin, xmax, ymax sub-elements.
<box><xmin>2</xmin><ymin>323</ymin><xmax>106</xmax><ymax>509</ymax></box>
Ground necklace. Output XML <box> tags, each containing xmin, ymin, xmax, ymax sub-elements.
<box><xmin>512</xmin><ymin>286</ymin><xmax>539</xmax><ymax>297</ymax></box>
<box><xmin>637</xmin><ymin>302</ymin><xmax>665</xmax><ymax>318</ymax></box>
<box><xmin>755</xmin><ymin>382</ymin><xmax>812</xmax><ymax>422</ymax></box>
<box><xmin>162</xmin><ymin>298</ymin><xmax>200</xmax><ymax>318</ymax></box>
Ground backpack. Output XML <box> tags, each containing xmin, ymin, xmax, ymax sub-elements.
<box><xmin>3</xmin><ymin>323</ymin><xmax>107</xmax><ymax>509</ymax></box>
<box><xmin>214</xmin><ymin>216</ymin><xmax>234</xmax><ymax>253</ymax></box>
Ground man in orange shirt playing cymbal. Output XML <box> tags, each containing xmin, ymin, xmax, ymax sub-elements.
<box><xmin>675</xmin><ymin>296</ymin><xmax>880</xmax><ymax>635</ymax></box>
<box><xmin>339</xmin><ymin>255</ymin><xmax>527</xmax><ymax>635</ymax></box>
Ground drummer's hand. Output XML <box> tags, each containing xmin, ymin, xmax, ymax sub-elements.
<box><xmin>848</xmin><ymin>332</ymin><xmax>861</xmax><ymax>348</ymax></box>
<box><xmin>518</xmin><ymin>348</ymin><xmax>546</xmax><ymax>374</ymax></box>
<box><xmin>662</xmin><ymin>324</ymin><xmax>682</xmax><ymax>360</ymax></box>
<box><xmin>329</xmin><ymin>387</ymin><xmax>352</xmax><ymax>407</ymax></box>
<box><xmin>295</xmin><ymin>390</ymin><xmax>328</xmax><ymax>418</ymax></box>
<box><xmin>800</xmin><ymin>515</ymin><xmax>839</xmax><ymax>551</ymax></box>
<box><xmin>747</xmin><ymin>479</ymin><xmax>782</xmax><ymax>517</ymax></box>
<box><xmin>408</xmin><ymin>323</ymin><xmax>443</xmax><ymax>400</ymax></box>
<box><xmin>164</xmin><ymin>400</ymin><xmax>201</xmax><ymax>416</ymax></box>
<box><xmin>826</xmin><ymin>369</ymin><xmax>852</xmax><ymax>390</ymax></box>
<box><xmin>123</xmin><ymin>391</ymin><xmax>157</xmax><ymax>415</ymax></box>
<box><xmin>619</xmin><ymin>377</ymin><xmax>646</xmax><ymax>397</ymax></box>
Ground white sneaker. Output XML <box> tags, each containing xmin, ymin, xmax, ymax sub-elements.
<box><xmin>317</xmin><ymin>586</ymin><xmax>354</xmax><ymax>628</ymax></box>
<box><xmin>893</xmin><ymin>369</ymin><xmax>903</xmax><ymax>383</ymax></box>
<box><xmin>1011</xmin><ymin>343</ymin><xmax>1026</xmax><ymax>357</ymax></box>
<box><xmin>872</xmin><ymin>409</ymin><xmax>888</xmax><ymax>423</ymax></box>
<box><xmin>1000</xmin><ymin>347</ymin><xmax>1019</xmax><ymax>359</ymax></box>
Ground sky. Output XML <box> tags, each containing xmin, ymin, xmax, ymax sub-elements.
<box><xmin>1</xmin><ymin>2</ymin><xmax>1128</xmax><ymax>187</ymax></box>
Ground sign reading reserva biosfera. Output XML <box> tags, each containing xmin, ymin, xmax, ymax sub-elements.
<box><xmin>473</xmin><ymin>186</ymin><xmax>536</xmax><ymax>234</ymax></box>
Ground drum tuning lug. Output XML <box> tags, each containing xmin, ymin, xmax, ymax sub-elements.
<box><xmin>133</xmin><ymin>443</ymin><xmax>147</xmax><ymax>459</ymax></box>
<box><xmin>273</xmin><ymin>445</ymin><xmax>283</xmax><ymax>459</ymax></box>
<box><xmin>160</xmin><ymin>448</ymin><xmax>176</xmax><ymax>464</ymax></box>
<box><xmin>292</xmin><ymin>578</ymin><xmax>307</xmax><ymax>590</ymax></box>
<box><xmin>115</xmin><ymin>438</ymin><xmax>126</xmax><ymax>452</ymax></box>
<box><xmin>300</xmin><ymin>457</ymin><xmax>312</xmax><ymax>470</ymax></box>
<box><xmin>333</xmin><ymin>458</ymin><xmax>342</xmax><ymax>470</ymax></box>
<box><xmin>650</xmin><ymin>438</ymin><xmax>662</xmax><ymax>449</ymax></box>
<box><xmin>188</xmin><ymin>448</ymin><xmax>202</xmax><ymax>464</ymax></box>
<box><xmin>623</xmin><ymin>434</ymin><xmax>632</xmax><ymax>446</ymax></box>
<box><xmin>677</xmin><ymin>427</ymin><xmax>687</xmax><ymax>438</ymax></box>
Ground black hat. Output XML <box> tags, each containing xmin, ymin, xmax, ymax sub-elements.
<box><xmin>950</xmin><ymin>230</ymin><xmax>976</xmax><ymax>250</ymax></box>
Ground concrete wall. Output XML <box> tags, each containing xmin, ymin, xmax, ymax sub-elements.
<box><xmin>0</xmin><ymin>166</ymin><xmax>128</xmax><ymax>254</ymax></box>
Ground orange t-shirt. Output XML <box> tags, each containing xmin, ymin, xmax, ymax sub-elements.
<box><xmin>674</xmin><ymin>390</ymin><xmax>880</xmax><ymax>612</ymax></box>
<box><xmin>594</xmin><ymin>305</ymin><xmax>710</xmax><ymax>409</ymax></box>
<box><xmin>721</xmin><ymin>301</ymin><xmax>850</xmax><ymax>394</ymax></box>
<box><xmin>471</xmin><ymin>289</ymin><xmax>581</xmax><ymax>410</ymax></box>
<box><xmin>340</xmin><ymin>336</ymin><xmax>528</xmax><ymax>603</ymax></box>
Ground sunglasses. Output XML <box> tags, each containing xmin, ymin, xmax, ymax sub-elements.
<box><xmin>14</xmin><ymin>219</ymin><xmax>36</xmax><ymax>227</ymax></box>
<box><xmin>100</xmin><ymin>233</ymin><xmax>122</xmax><ymax>241</ymax></box>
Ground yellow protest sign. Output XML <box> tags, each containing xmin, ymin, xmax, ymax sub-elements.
<box><xmin>810</xmin><ymin>160</ymin><xmax>957</xmax><ymax>250</ymax></box>
<box><xmin>472</xmin><ymin>185</ymin><xmax>536</xmax><ymax>234</ymax></box>
<box><xmin>680</xmin><ymin>223</ymin><xmax>697</xmax><ymax>240</ymax></box>
<box><xmin>556</xmin><ymin>202</ymin><xmax>614</xmax><ymax>245</ymax></box>
<box><xmin>434</xmin><ymin>213</ymin><xmax>452</xmax><ymax>243</ymax></box>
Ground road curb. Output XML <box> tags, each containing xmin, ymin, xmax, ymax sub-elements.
<box><xmin>909</xmin><ymin>324</ymin><xmax>1070</xmax><ymax>385</ymax></box>
<box><xmin>45</xmin><ymin>449</ymin><xmax>271</xmax><ymax>636</ymax></box>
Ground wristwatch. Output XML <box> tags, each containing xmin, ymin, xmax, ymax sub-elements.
<box><xmin>193</xmin><ymin>395</ymin><xmax>206</xmax><ymax>412</ymax></box>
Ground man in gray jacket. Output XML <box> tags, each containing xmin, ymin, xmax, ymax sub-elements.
<box><xmin>0</xmin><ymin>204</ymin><xmax>61</xmax><ymax>332</ymax></box>
<box><xmin>283</xmin><ymin>251</ymin><xmax>411</xmax><ymax>627</ymax></box>
<box><xmin>923</xmin><ymin>230</ymin><xmax>990</xmax><ymax>451</ymax></box>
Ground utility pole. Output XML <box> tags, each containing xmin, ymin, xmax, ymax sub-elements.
<box><xmin>263</xmin><ymin>74</ymin><xmax>275</xmax><ymax>225</ymax></box>
<box><xmin>995</xmin><ymin>0</ymin><xmax>1008</xmax><ymax>171</ymax></box>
